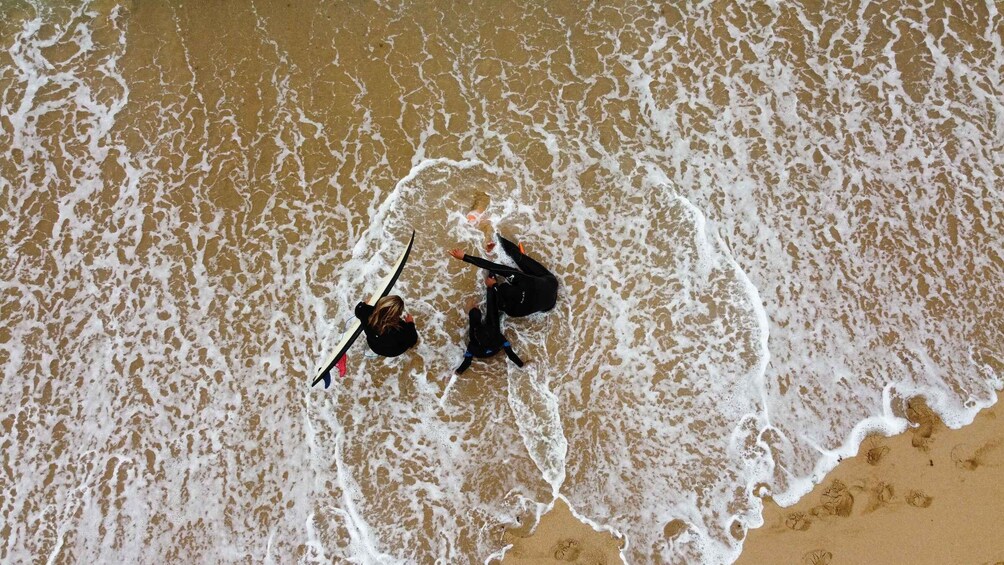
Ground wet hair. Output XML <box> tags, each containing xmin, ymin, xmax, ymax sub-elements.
<box><xmin>369</xmin><ymin>295</ymin><xmax>405</xmax><ymax>335</ymax></box>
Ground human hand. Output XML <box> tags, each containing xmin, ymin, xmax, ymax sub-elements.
<box><xmin>485</xmin><ymin>275</ymin><xmax>496</xmax><ymax>288</ymax></box>
<box><xmin>448</xmin><ymin>248</ymin><xmax>465</xmax><ymax>260</ymax></box>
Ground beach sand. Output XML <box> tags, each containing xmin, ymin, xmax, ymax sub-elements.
<box><xmin>497</xmin><ymin>398</ymin><xmax>1004</xmax><ymax>564</ymax></box>
<box><xmin>495</xmin><ymin>497</ymin><xmax>625</xmax><ymax>565</ymax></box>
<box><xmin>738</xmin><ymin>398</ymin><xmax>1004</xmax><ymax>565</ymax></box>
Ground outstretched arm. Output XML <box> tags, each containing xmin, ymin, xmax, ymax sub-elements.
<box><xmin>448</xmin><ymin>248</ymin><xmax>522</xmax><ymax>276</ymax></box>
<box><xmin>463</xmin><ymin>253</ymin><xmax>522</xmax><ymax>274</ymax></box>
<box><xmin>502</xmin><ymin>340</ymin><xmax>524</xmax><ymax>367</ymax></box>
<box><xmin>455</xmin><ymin>352</ymin><xmax>474</xmax><ymax>374</ymax></box>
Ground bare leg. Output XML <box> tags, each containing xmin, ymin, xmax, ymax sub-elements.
<box><xmin>466</xmin><ymin>190</ymin><xmax>496</xmax><ymax>251</ymax></box>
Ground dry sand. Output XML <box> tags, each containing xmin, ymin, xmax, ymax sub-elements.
<box><xmin>497</xmin><ymin>398</ymin><xmax>1004</xmax><ymax>564</ymax></box>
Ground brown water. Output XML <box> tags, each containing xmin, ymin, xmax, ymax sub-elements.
<box><xmin>2</xmin><ymin>1</ymin><xmax>1002</xmax><ymax>563</ymax></box>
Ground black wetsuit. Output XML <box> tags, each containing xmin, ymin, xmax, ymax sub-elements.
<box><xmin>455</xmin><ymin>286</ymin><xmax>524</xmax><ymax>374</ymax></box>
<box><xmin>460</xmin><ymin>236</ymin><xmax>558</xmax><ymax>317</ymax></box>
<box><xmin>355</xmin><ymin>302</ymin><xmax>418</xmax><ymax>357</ymax></box>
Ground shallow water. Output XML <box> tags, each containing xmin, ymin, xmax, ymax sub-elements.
<box><xmin>2</xmin><ymin>1</ymin><xmax>1002</xmax><ymax>563</ymax></box>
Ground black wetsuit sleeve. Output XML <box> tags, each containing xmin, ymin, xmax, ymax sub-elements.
<box><xmin>455</xmin><ymin>352</ymin><xmax>473</xmax><ymax>374</ymax></box>
<box><xmin>404</xmin><ymin>320</ymin><xmax>418</xmax><ymax>342</ymax></box>
<box><xmin>503</xmin><ymin>342</ymin><xmax>524</xmax><ymax>367</ymax></box>
<box><xmin>462</xmin><ymin>254</ymin><xmax>522</xmax><ymax>276</ymax></box>
<box><xmin>512</xmin><ymin>251</ymin><xmax>554</xmax><ymax>279</ymax></box>
<box><xmin>498</xmin><ymin>236</ymin><xmax>556</xmax><ymax>279</ymax></box>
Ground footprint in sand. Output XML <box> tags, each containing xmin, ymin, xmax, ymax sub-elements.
<box><xmin>865</xmin><ymin>481</ymin><xmax>895</xmax><ymax>512</ymax></box>
<box><xmin>552</xmin><ymin>539</ymin><xmax>581</xmax><ymax>562</ymax></box>
<box><xmin>867</xmin><ymin>439</ymin><xmax>891</xmax><ymax>465</ymax></box>
<box><xmin>820</xmin><ymin>479</ymin><xmax>854</xmax><ymax>517</ymax></box>
<box><xmin>876</xmin><ymin>482</ymin><xmax>895</xmax><ymax>503</ymax></box>
<box><xmin>785</xmin><ymin>511</ymin><xmax>811</xmax><ymax>531</ymax></box>
<box><xmin>802</xmin><ymin>549</ymin><xmax>833</xmax><ymax>565</ymax></box>
<box><xmin>907</xmin><ymin>397</ymin><xmax>937</xmax><ymax>450</ymax></box>
<box><xmin>905</xmin><ymin>490</ymin><xmax>933</xmax><ymax>508</ymax></box>
<box><xmin>951</xmin><ymin>440</ymin><xmax>1002</xmax><ymax>471</ymax></box>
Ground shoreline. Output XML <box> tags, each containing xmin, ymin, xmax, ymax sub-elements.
<box><xmin>493</xmin><ymin>397</ymin><xmax>1004</xmax><ymax>564</ymax></box>
<box><xmin>737</xmin><ymin>397</ymin><xmax>1004</xmax><ymax>564</ymax></box>
<box><xmin>492</xmin><ymin>495</ymin><xmax>626</xmax><ymax>564</ymax></box>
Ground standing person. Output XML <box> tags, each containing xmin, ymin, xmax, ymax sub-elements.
<box><xmin>354</xmin><ymin>295</ymin><xmax>418</xmax><ymax>357</ymax></box>
<box><xmin>447</xmin><ymin>235</ymin><xmax>558</xmax><ymax>317</ymax></box>
<box><xmin>455</xmin><ymin>278</ymin><xmax>524</xmax><ymax>374</ymax></box>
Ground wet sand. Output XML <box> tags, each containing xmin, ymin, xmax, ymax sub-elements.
<box><xmin>498</xmin><ymin>398</ymin><xmax>1004</xmax><ymax>564</ymax></box>
<box><xmin>495</xmin><ymin>497</ymin><xmax>624</xmax><ymax>565</ymax></box>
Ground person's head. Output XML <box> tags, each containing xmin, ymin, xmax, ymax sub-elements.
<box><xmin>369</xmin><ymin>295</ymin><xmax>405</xmax><ymax>335</ymax></box>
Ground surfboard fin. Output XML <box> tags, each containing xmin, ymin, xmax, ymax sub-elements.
<box><xmin>336</xmin><ymin>355</ymin><xmax>348</xmax><ymax>379</ymax></box>
<box><xmin>313</xmin><ymin>371</ymin><xmax>332</xmax><ymax>388</ymax></box>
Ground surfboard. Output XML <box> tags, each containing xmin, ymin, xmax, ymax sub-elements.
<box><xmin>312</xmin><ymin>230</ymin><xmax>416</xmax><ymax>388</ymax></box>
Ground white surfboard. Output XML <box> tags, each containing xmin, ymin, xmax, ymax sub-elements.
<box><xmin>312</xmin><ymin>230</ymin><xmax>416</xmax><ymax>388</ymax></box>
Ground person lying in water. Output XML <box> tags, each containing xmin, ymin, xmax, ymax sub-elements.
<box><xmin>355</xmin><ymin>295</ymin><xmax>418</xmax><ymax>357</ymax></box>
<box><xmin>455</xmin><ymin>279</ymin><xmax>524</xmax><ymax>374</ymax></box>
<box><xmin>448</xmin><ymin>235</ymin><xmax>559</xmax><ymax>317</ymax></box>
